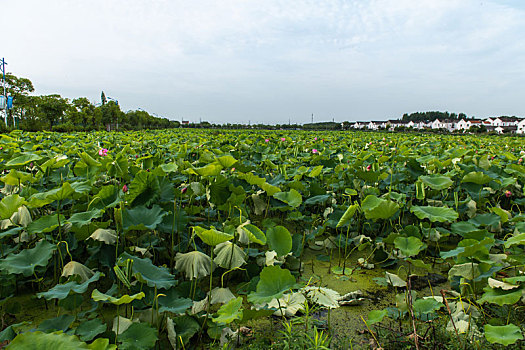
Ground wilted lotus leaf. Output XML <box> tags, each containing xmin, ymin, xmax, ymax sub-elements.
<box><xmin>267</xmin><ymin>292</ymin><xmax>306</xmax><ymax>316</ymax></box>
<box><xmin>385</xmin><ymin>272</ymin><xmax>407</xmax><ymax>288</ymax></box>
<box><xmin>9</xmin><ymin>206</ymin><xmax>32</xmax><ymax>227</ymax></box>
<box><xmin>175</xmin><ymin>250</ymin><xmax>214</xmax><ymax>280</ymax></box>
<box><xmin>61</xmin><ymin>261</ymin><xmax>95</xmax><ymax>283</ymax></box>
<box><xmin>214</xmin><ymin>242</ymin><xmax>247</xmax><ymax>269</ymax></box>
<box><xmin>209</xmin><ymin>287</ymin><xmax>236</xmax><ymax>305</ymax></box>
<box><xmin>303</xmin><ymin>286</ymin><xmax>340</xmax><ymax>309</ymax></box>
<box><xmin>88</xmin><ymin>228</ymin><xmax>117</xmax><ymax>244</ymax></box>
<box><xmin>112</xmin><ymin>316</ymin><xmax>134</xmax><ymax>335</ymax></box>
<box><xmin>488</xmin><ymin>278</ymin><xmax>519</xmax><ymax>290</ymax></box>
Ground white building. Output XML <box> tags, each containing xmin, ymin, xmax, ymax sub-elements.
<box><xmin>517</xmin><ymin>119</ymin><xmax>525</xmax><ymax>134</ymax></box>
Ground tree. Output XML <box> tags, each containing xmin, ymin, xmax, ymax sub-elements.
<box><xmin>101</xmin><ymin>91</ymin><xmax>107</xmax><ymax>105</ymax></box>
<box><xmin>3</xmin><ymin>73</ymin><xmax>35</xmax><ymax>128</ymax></box>
<box><xmin>35</xmin><ymin>94</ymin><xmax>70</xmax><ymax>129</ymax></box>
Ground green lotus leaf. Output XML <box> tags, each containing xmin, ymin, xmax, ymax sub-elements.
<box><xmin>304</xmin><ymin>194</ymin><xmax>331</xmax><ymax>206</ymax></box>
<box><xmin>491</xmin><ymin>207</ymin><xmax>510</xmax><ymax>224</ymax></box>
<box><xmin>91</xmin><ymin>289</ymin><xmax>145</xmax><ymax>305</ymax></box>
<box><xmin>214</xmin><ymin>242</ymin><xmax>247</xmax><ymax>269</ymax></box>
<box><xmin>26</xmin><ymin>214</ymin><xmax>66</xmax><ymax>235</ymax></box>
<box><xmin>337</xmin><ymin>203</ymin><xmax>359</xmax><ymax>228</ymax></box>
<box><xmin>361</xmin><ymin>195</ymin><xmax>399</xmax><ymax>220</ymax></box>
<box><xmin>1</xmin><ymin>169</ymin><xmax>35</xmax><ymax>186</ymax></box>
<box><xmin>216</xmin><ymin>155</ymin><xmax>238</xmax><ymax>168</ymax></box>
<box><xmin>88</xmin><ymin>228</ymin><xmax>117</xmax><ymax>244</ymax></box>
<box><xmin>451</xmin><ymin>221</ymin><xmax>478</xmax><ymax>236</ymax></box>
<box><xmin>194</xmin><ymin>163</ymin><xmax>223</xmax><ymax>177</ymax></box>
<box><xmin>118</xmin><ymin>322</ymin><xmax>158</xmax><ymax>350</ymax></box>
<box><xmin>308</xmin><ymin>165</ymin><xmax>324</xmax><ymax>177</ymax></box>
<box><xmin>37</xmin><ymin>315</ymin><xmax>75</xmax><ymax>333</ymax></box>
<box><xmin>273</xmin><ymin>189</ymin><xmax>302</xmax><ymax>208</ymax></box>
<box><xmin>484</xmin><ymin>324</ymin><xmax>524</xmax><ymax>346</ymax></box>
<box><xmin>505</xmin><ymin>233</ymin><xmax>525</xmax><ymax>248</ymax></box>
<box><xmin>213</xmin><ymin>296</ymin><xmax>243</xmax><ymax>324</ymax></box>
<box><xmin>410</xmin><ymin>206</ymin><xmax>458</xmax><ymax>223</ymax></box>
<box><xmin>127</xmin><ymin>170</ymin><xmax>160</xmax><ymax>206</ymax></box>
<box><xmin>240</xmin><ymin>223</ymin><xmax>266</xmax><ymax>245</ymax></box>
<box><xmin>68</xmin><ymin>209</ymin><xmax>104</xmax><ymax>228</ymax></box>
<box><xmin>367</xmin><ymin>309</ymin><xmax>388</xmax><ymax>325</ymax></box>
<box><xmin>469</xmin><ymin>213</ymin><xmax>500</xmax><ymax>227</ymax></box>
<box><xmin>394</xmin><ymin>236</ymin><xmax>425</xmax><ymax>257</ymax></box>
<box><xmin>0</xmin><ymin>240</ymin><xmax>56</xmax><ymax>276</ymax></box>
<box><xmin>419</xmin><ymin>174</ymin><xmax>453</xmax><ymax>190</ymax></box>
<box><xmin>159</xmin><ymin>295</ymin><xmax>193</xmax><ymax>314</ymax></box>
<box><xmin>266</xmin><ymin>225</ymin><xmax>292</xmax><ymax>257</ymax></box>
<box><xmin>478</xmin><ymin>287</ymin><xmax>523</xmax><ymax>306</ymax></box>
<box><xmin>260</xmin><ymin>182</ymin><xmax>281</xmax><ymax>196</ymax></box>
<box><xmin>119</xmin><ymin>252</ymin><xmax>177</xmax><ymax>289</ymax></box>
<box><xmin>88</xmin><ymin>338</ymin><xmax>116</xmax><ymax>350</ymax></box>
<box><xmin>0</xmin><ymin>226</ymin><xmax>23</xmax><ymax>240</ymax></box>
<box><xmin>193</xmin><ymin>226</ymin><xmax>233</xmax><ymax>246</ymax></box>
<box><xmin>90</xmin><ymin>185</ymin><xmax>121</xmax><ymax>210</ymax></box>
<box><xmin>74</xmin><ymin>318</ymin><xmax>106</xmax><ymax>342</ymax></box>
<box><xmin>175</xmin><ymin>250</ymin><xmax>214</xmax><ymax>280</ymax></box>
<box><xmin>122</xmin><ymin>205</ymin><xmax>167</xmax><ymax>232</ymax></box>
<box><xmin>248</xmin><ymin>266</ymin><xmax>296</xmax><ymax>305</ymax></box>
<box><xmin>61</xmin><ymin>261</ymin><xmax>95</xmax><ymax>282</ymax></box>
<box><xmin>5</xmin><ymin>153</ymin><xmax>42</xmax><ymax>167</ymax></box>
<box><xmin>0</xmin><ymin>194</ymin><xmax>26</xmax><ymax>220</ymax></box>
<box><xmin>462</xmin><ymin>171</ymin><xmax>492</xmax><ymax>185</ymax></box>
<box><xmin>38</xmin><ymin>272</ymin><xmax>103</xmax><ymax>300</ymax></box>
<box><xmin>413</xmin><ymin>298</ymin><xmax>443</xmax><ymax>315</ymax></box>
<box><xmin>171</xmin><ymin>315</ymin><xmax>200</xmax><ymax>347</ymax></box>
<box><xmin>6</xmin><ymin>331</ymin><xmax>89</xmax><ymax>350</ymax></box>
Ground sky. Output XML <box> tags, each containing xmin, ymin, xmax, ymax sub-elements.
<box><xmin>3</xmin><ymin>0</ymin><xmax>525</xmax><ymax>124</ymax></box>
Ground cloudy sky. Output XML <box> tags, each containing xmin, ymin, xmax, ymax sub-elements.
<box><xmin>4</xmin><ymin>1</ymin><xmax>525</xmax><ymax>124</ymax></box>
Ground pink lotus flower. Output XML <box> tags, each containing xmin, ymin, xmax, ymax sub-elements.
<box><xmin>98</xmin><ymin>148</ymin><xmax>108</xmax><ymax>156</ymax></box>
<box><xmin>122</xmin><ymin>184</ymin><xmax>128</xmax><ymax>193</ymax></box>
<box><xmin>312</xmin><ymin>149</ymin><xmax>318</xmax><ymax>154</ymax></box>
<box><xmin>231</xmin><ymin>167</ymin><xmax>235</xmax><ymax>172</ymax></box>
<box><xmin>314</xmin><ymin>137</ymin><xmax>318</xmax><ymax>141</ymax></box>
<box><xmin>265</xmin><ymin>139</ymin><xmax>269</xmax><ymax>143</ymax></box>
<box><xmin>505</xmin><ymin>190</ymin><xmax>512</xmax><ymax>198</ymax></box>
<box><xmin>181</xmin><ymin>187</ymin><xmax>188</xmax><ymax>194</ymax></box>
<box><xmin>366</xmin><ymin>165</ymin><xmax>372</xmax><ymax>171</ymax></box>
<box><xmin>281</xmin><ymin>137</ymin><xmax>286</xmax><ymax>142</ymax></box>
<box><xmin>519</xmin><ymin>158</ymin><xmax>523</xmax><ymax>163</ymax></box>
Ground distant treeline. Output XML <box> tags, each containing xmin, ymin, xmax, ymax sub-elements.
<box><xmin>401</xmin><ymin>111</ymin><xmax>467</xmax><ymax>122</ymax></box>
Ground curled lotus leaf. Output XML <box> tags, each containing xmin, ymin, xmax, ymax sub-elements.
<box><xmin>61</xmin><ymin>261</ymin><xmax>95</xmax><ymax>283</ymax></box>
<box><xmin>303</xmin><ymin>286</ymin><xmax>340</xmax><ymax>309</ymax></box>
<box><xmin>361</xmin><ymin>195</ymin><xmax>399</xmax><ymax>220</ymax></box>
<box><xmin>212</xmin><ymin>297</ymin><xmax>243</xmax><ymax>324</ymax></box>
<box><xmin>214</xmin><ymin>242</ymin><xmax>247</xmax><ymax>269</ymax></box>
<box><xmin>175</xmin><ymin>250</ymin><xmax>214</xmax><ymax>280</ymax></box>
<box><xmin>248</xmin><ymin>266</ymin><xmax>296</xmax><ymax>305</ymax></box>
<box><xmin>193</xmin><ymin>226</ymin><xmax>233</xmax><ymax>246</ymax></box>
<box><xmin>88</xmin><ymin>228</ymin><xmax>117</xmax><ymax>244</ymax></box>
<box><xmin>91</xmin><ymin>289</ymin><xmax>145</xmax><ymax>305</ymax></box>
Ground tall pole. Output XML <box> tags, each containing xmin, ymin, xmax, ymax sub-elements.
<box><xmin>1</xmin><ymin>58</ymin><xmax>7</xmax><ymax>127</ymax></box>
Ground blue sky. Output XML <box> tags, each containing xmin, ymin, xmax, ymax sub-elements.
<box><xmin>4</xmin><ymin>0</ymin><xmax>525</xmax><ymax>124</ymax></box>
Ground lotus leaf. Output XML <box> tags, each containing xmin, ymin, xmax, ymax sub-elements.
<box><xmin>248</xmin><ymin>266</ymin><xmax>296</xmax><ymax>305</ymax></box>
<box><xmin>462</xmin><ymin>171</ymin><xmax>492</xmax><ymax>185</ymax></box>
<box><xmin>0</xmin><ymin>194</ymin><xmax>25</xmax><ymax>220</ymax></box>
<box><xmin>273</xmin><ymin>189</ymin><xmax>302</xmax><ymax>208</ymax></box>
<box><xmin>38</xmin><ymin>272</ymin><xmax>103</xmax><ymax>300</ymax></box>
<box><xmin>1</xmin><ymin>169</ymin><xmax>35</xmax><ymax>186</ymax></box>
<box><xmin>361</xmin><ymin>195</ymin><xmax>399</xmax><ymax>220</ymax></box>
<box><xmin>385</xmin><ymin>272</ymin><xmax>407</xmax><ymax>288</ymax></box>
<box><xmin>88</xmin><ymin>228</ymin><xmax>117</xmax><ymax>244</ymax></box>
<box><xmin>9</xmin><ymin>206</ymin><xmax>32</xmax><ymax>227</ymax></box>
<box><xmin>127</xmin><ymin>170</ymin><xmax>160</xmax><ymax>206</ymax></box>
<box><xmin>61</xmin><ymin>261</ymin><xmax>95</xmax><ymax>282</ymax></box>
<box><xmin>6</xmin><ymin>331</ymin><xmax>89</xmax><ymax>350</ymax></box>
<box><xmin>478</xmin><ymin>287</ymin><xmax>522</xmax><ymax>306</ymax></box>
<box><xmin>410</xmin><ymin>205</ymin><xmax>458</xmax><ymax>223</ymax></box>
<box><xmin>122</xmin><ymin>205</ymin><xmax>167</xmax><ymax>232</ymax></box>
<box><xmin>193</xmin><ymin>226</ymin><xmax>233</xmax><ymax>246</ymax></box>
<box><xmin>266</xmin><ymin>225</ymin><xmax>292</xmax><ymax>257</ymax></box>
<box><xmin>213</xmin><ymin>297</ymin><xmax>243</xmax><ymax>324</ymax></box>
<box><xmin>303</xmin><ymin>286</ymin><xmax>340</xmax><ymax>309</ymax></box>
<box><xmin>413</xmin><ymin>298</ymin><xmax>443</xmax><ymax>316</ymax></box>
<box><xmin>419</xmin><ymin>174</ymin><xmax>453</xmax><ymax>190</ymax></box>
<box><xmin>394</xmin><ymin>236</ymin><xmax>425</xmax><ymax>257</ymax></box>
<box><xmin>91</xmin><ymin>289</ymin><xmax>145</xmax><ymax>305</ymax></box>
<box><xmin>118</xmin><ymin>322</ymin><xmax>158</xmax><ymax>350</ymax></box>
<box><xmin>214</xmin><ymin>242</ymin><xmax>247</xmax><ymax>269</ymax></box>
<box><xmin>119</xmin><ymin>252</ymin><xmax>177</xmax><ymax>289</ymax></box>
<box><xmin>267</xmin><ymin>292</ymin><xmax>306</xmax><ymax>317</ymax></box>
<box><xmin>337</xmin><ymin>203</ymin><xmax>359</xmax><ymax>228</ymax></box>
<box><xmin>504</xmin><ymin>233</ymin><xmax>525</xmax><ymax>248</ymax></box>
<box><xmin>68</xmin><ymin>209</ymin><xmax>104</xmax><ymax>228</ymax></box>
<box><xmin>75</xmin><ymin>318</ymin><xmax>106</xmax><ymax>342</ymax></box>
<box><xmin>159</xmin><ymin>295</ymin><xmax>193</xmax><ymax>314</ymax></box>
<box><xmin>175</xmin><ymin>250</ymin><xmax>214</xmax><ymax>280</ymax></box>
<box><xmin>484</xmin><ymin>324</ymin><xmax>524</xmax><ymax>346</ymax></box>
<box><xmin>0</xmin><ymin>240</ymin><xmax>56</xmax><ymax>276</ymax></box>
<box><xmin>26</xmin><ymin>214</ymin><xmax>66</xmax><ymax>234</ymax></box>
<box><xmin>367</xmin><ymin>309</ymin><xmax>388</xmax><ymax>325</ymax></box>
<box><xmin>448</xmin><ymin>263</ymin><xmax>480</xmax><ymax>280</ymax></box>
<box><xmin>240</xmin><ymin>223</ymin><xmax>266</xmax><ymax>245</ymax></box>
<box><xmin>37</xmin><ymin>314</ymin><xmax>75</xmax><ymax>333</ymax></box>
<box><xmin>5</xmin><ymin>153</ymin><xmax>42</xmax><ymax>167</ymax></box>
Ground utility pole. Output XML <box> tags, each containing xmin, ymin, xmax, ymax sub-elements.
<box><xmin>1</xmin><ymin>58</ymin><xmax>8</xmax><ymax>127</ymax></box>
<box><xmin>311</xmin><ymin>113</ymin><xmax>314</xmax><ymax>123</ymax></box>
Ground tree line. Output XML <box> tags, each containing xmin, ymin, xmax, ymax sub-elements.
<box><xmin>1</xmin><ymin>73</ymin><xmax>180</xmax><ymax>132</ymax></box>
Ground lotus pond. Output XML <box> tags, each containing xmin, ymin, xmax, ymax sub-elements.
<box><xmin>0</xmin><ymin>129</ymin><xmax>525</xmax><ymax>349</ymax></box>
